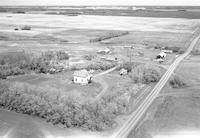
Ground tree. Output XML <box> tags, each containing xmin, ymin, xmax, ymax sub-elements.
<box><xmin>130</xmin><ymin>64</ymin><xmax>161</xmax><ymax>84</ymax></box>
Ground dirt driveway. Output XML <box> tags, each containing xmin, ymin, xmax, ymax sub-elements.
<box><xmin>93</xmin><ymin>66</ymin><xmax>118</xmax><ymax>101</ymax></box>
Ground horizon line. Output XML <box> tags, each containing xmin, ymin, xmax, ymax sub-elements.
<box><xmin>0</xmin><ymin>5</ymin><xmax>200</xmax><ymax>6</ymax></box>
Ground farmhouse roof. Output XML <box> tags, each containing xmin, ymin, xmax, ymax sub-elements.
<box><xmin>73</xmin><ymin>69</ymin><xmax>90</xmax><ymax>78</ymax></box>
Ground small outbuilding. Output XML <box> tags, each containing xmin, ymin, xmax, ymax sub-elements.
<box><xmin>156</xmin><ymin>52</ymin><xmax>166</xmax><ymax>59</ymax></box>
<box><xmin>161</xmin><ymin>49</ymin><xmax>173</xmax><ymax>54</ymax></box>
<box><xmin>97</xmin><ymin>48</ymin><xmax>111</xmax><ymax>54</ymax></box>
<box><xmin>119</xmin><ymin>68</ymin><xmax>128</xmax><ymax>76</ymax></box>
<box><xmin>73</xmin><ymin>69</ymin><xmax>92</xmax><ymax>85</ymax></box>
<box><xmin>104</xmin><ymin>48</ymin><xmax>111</xmax><ymax>53</ymax></box>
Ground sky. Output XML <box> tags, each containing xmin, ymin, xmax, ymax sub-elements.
<box><xmin>0</xmin><ymin>0</ymin><xmax>200</xmax><ymax>6</ymax></box>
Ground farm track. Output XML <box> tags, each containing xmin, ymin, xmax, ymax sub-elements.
<box><xmin>93</xmin><ymin>66</ymin><xmax>118</xmax><ymax>101</ymax></box>
<box><xmin>110</xmin><ymin>30</ymin><xmax>200</xmax><ymax>138</ymax></box>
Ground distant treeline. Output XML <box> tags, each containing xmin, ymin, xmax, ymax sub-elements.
<box><xmin>1</xmin><ymin>6</ymin><xmax>200</xmax><ymax>19</ymax></box>
<box><xmin>90</xmin><ymin>31</ymin><xmax>129</xmax><ymax>43</ymax></box>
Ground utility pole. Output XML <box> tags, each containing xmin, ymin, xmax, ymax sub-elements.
<box><xmin>129</xmin><ymin>46</ymin><xmax>134</xmax><ymax>63</ymax></box>
<box><xmin>124</xmin><ymin>45</ymin><xmax>134</xmax><ymax>63</ymax></box>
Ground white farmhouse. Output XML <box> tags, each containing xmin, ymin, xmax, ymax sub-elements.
<box><xmin>73</xmin><ymin>69</ymin><xmax>92</xmax><ymax>85</ymax></box>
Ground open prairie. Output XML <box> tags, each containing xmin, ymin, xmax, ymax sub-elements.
<box><xmin>0</xmin><ymin>13</ymin><xmax>199</xmax><ymax>65</ymax></box>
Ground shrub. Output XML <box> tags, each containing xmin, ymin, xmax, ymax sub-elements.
<box><xmin>118</xmin><ymin>62</ymin><xmax>139</xmax><ymax>72</ymax></box>
<box><xmin>83</xmin><ymin>55</ymin><xmax>95</xmax><ymax>61</ymax></box>
<box><xmin>71</xmin><ymin>61</ymin><xmax>116</xmax><ymax>71</ymax></box>
<box><xmin>191</xmin><ymin>49</ymin><xmax>200</xmax><ymax>55</ymax></box>
<box><xmin>178</xmin><ymin>48</ymin><xmax>185</xmax><ymax>54</ymax></box>
<box><xmin>0</xmin><ymin>9</ymin><xmax>7</xmax><ymax>12</ymax></box>
<box><xmin>101</xmin><ymin>91</ymin><xmax>129</xmax><ymax>116</ymax></box>
<box><xmin>41</xmin><ymin>50</ymin><xmax>69</xmax><ymax>61</ymax></box>
<box><xmin>154</xmin><ymin>45</ymin><xmax>162</xmax><ymax>49</ymax></box>
<box><xmin>130</xmin><ymin>64</ymin><xmax>162</xmax><ymax>84</ymax></box>
<box><xmin>56</xmin><ymin>51</ymin><xmax>69</xmax><ymax>60</ymax></box>
<box><xmin>21</xmin><ymin>25</ymin><xmax>31</xmax><ymax>30</ymax></box>
<box><xmin>163</xmin><ymin>46</ymin><xmax>185</xmax><ymax>54</ymax></box>
<box><xmin>0</xmin><ymin>50</ymin><xmax>70</xmax><ymax>77</ymax></box>
<box><xmin>0</xmin><ymin>51</ymin><xmax>31</xmax><ymax>77</ymax></box>
<box><xmin>0</xmin><ymin>51</ymin><xmax>32</xmax><ymax>66</ymax></box>
<box><xmin>164</xmin><ymin>46</ymin><xmax>180</xmax><ymax>53</ymax></box>
<box><xmin>169</xmin><ymin>76</ymin><xmax>186</xmax><ymax>88</ymax></box>
<box><xmin>14</xmin><ymin>11</ymin><xmax>25</xmax><ymax>14</ymax></box>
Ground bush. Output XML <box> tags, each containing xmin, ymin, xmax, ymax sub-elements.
<box><xmin>164</xmin><ymin>46</ymin><xmax>180</xmax><ymax>53</ymax></box>
<box><xmin>0</xmin><ymin>66</ymin><xmax>25</xmax><ymax>76</ymax></box>
<box><xmin>14</xmin><ymin>11</ymin><xmax>25</xmax><ymax>14</ymax></box>
<box><xmin>87</xmin><ymin>62</ymin><xmax>116</xmax><ymax>71</ymax></box>
<box><xmin>0</xmin><ymin>51</ymin><xmax>32</xmax><ymax>66</ymax></box>
<box><xmin>83</xmin><ymin>55</ymin><xmax>95</xmax><ymax>61</ymax></box>
<box><xmin>0</xmin><ymin>50</ymin><xmax>70</xmax><ymax>77</ymax></box>
<box><xmin>178</xmin><ymin>48</ymin><xmax>185</xmax><ymax>54</ymax></box>
<box><xmin>164</xmin><ymin>46</ymin><xmax>185</xmax><ymax>54</ymax></box>
<box><xmin>41</xmin><ymin>50</ymin><xmax>69</xmax><ymax>61</ymax></box>
<box><xmin>0</xmin><ymin>51</ymin><xmax>31</xmax><ymax>77</ymax></box>
<box><xmin>56</xmin><ymin>51</ymin><xmax>69</xmax><ymax>60</ymax></box>
<box><xmin>154</xmin><ymin>45</ymin><xmax>162</xmax><ymax>49</ymax></box>
<box><xmin>130</xmin><ymin>64</ymin><xmax>162</xmax><ymax>84</ymax></box>
<box><xmin>118</xmin><ymin>62</ymin><xmax>139</xmax><ymax>72</ymax></box>
<box><xmin>21</xmin><ymin>25</ymin><xmax>31</xmax><ymax>30</ymax></box>
<box><xmin>191</xmin><ymin>49</ymin><xmax>200</xmax><ymax>55</ymax></box>
<box><xmin>71</xmin><ymin>61</ymin><xmax>116</xmax><ymax>71</ymax></box>
<box><xmin>169</xmin><ymin>76</ymin><xmax>186</xmax><ymax>88</ymax></box>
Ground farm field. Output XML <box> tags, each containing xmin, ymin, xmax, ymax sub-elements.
<box><xmin>127</xmin><ymin>40</ymin><xmax>200</xmax><ymax>138</ymax></box>
<box><xmin>0</xmin><ymin>13</ymin><xmax>198</xmax><ymax>66</ymax></box>
<box><xmin>2</xmin><ymin>6</ymin><xmax>200</xmax><ymax>19</ymax></box>
<box><xmin>0</xmin><ymin>11</ymin><xmax>200</xmax><ymax>137</ymax></box>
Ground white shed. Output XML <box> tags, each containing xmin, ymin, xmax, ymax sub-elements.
<box><xmin>119</xmin><ymin>68</ymin><xmax>128</xmax><ymax>75</ymax></box>
<box><xmin>104</xmin><ymin>48</ymin><xmax>111</xmax><ymax>54</ymax></box>
<box><xmin>73</xmin><ymin>69</ymin><xmax>92</xmax><ymax>85</ymax></box>
<box><xmin>161</xmin><ymin>49</ymin><xmax>173</xmax><ymax>54</ymax></box>
<box><xmin>97</xmin><ymin>48</ymin><xmax>111</xmax><ymax>54</ymax></box>
<box><xmin>158</xmin><ymin>52</ymin><xmax>167</xmax><ymax>58</ymax></box>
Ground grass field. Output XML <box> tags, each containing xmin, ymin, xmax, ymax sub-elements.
<box><xmin>7</xmin><ymin>71</ymin><xmax>102</xmax><ymax>100</ymax></box>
